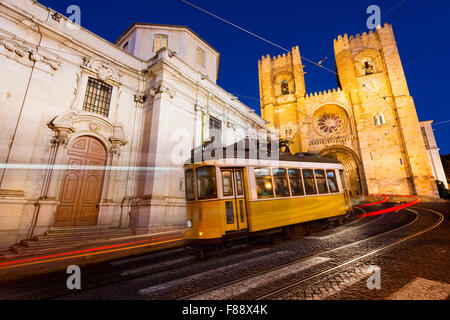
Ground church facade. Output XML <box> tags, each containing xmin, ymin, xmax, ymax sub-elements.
<box><xmin>258</xmin><ymin>23</ymin><xmax>439</xmax><ymax>198</ymax></box>
<box><xmin>0</xmin><ymin>0</ymin><xmax>268</xmax><ymax>249</ymax></box>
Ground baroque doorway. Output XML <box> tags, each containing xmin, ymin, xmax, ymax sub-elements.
<box><xmin>54</xmin><ymin>136</ymin><xmax>107</xmax><ymax>227</ymax></box>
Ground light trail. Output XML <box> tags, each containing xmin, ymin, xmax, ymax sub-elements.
<box><xmin>356</xmin><ymin>195</ymin><xmax>420</xmax><ymax>218</ymax></box>
<box><xmin>355</xmin><ymin>194</ymin><xmax>390</xmax><ymax>208</ymax></box>
<box><xmin>0</xmin><ymin>234</ymin><xmax>184</xmax><ymax>270</ymax></box>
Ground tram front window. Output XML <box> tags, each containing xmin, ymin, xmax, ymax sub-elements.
<box><xmin>327</xmin><ymin>170</ymin><xmax>339</xmax><ymax>193</ymax></box>
<box><xmin>255</xmin><ymin>168</ymin><xmax>274</xmax><ymax>199</ymax></box>
<box><xmin>197</xmin><ymin>166</ymin><xmax>217</xmax><ymax>200</ymax></box>
<box><xmin>185</xmin><ymin>169</ymin><xmax>195</xmax><ymax>201</ymax></box>
<box><xmin>273</xmin><ymin>169</ymin><xmax>290</xmax><ymax>197</ymax></box>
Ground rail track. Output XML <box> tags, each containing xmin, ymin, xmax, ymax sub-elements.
<box><xmin>178</xmin><ymin>206</ymin><xmax>444</xmax><ymax>300</ymax></box>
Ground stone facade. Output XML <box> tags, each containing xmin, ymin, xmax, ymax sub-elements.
<box><xmin>420</xmin><ymin>121</ymin><xmax>448</xmax><ymax>189</ymax></box>
<box><xmin>258</xmin><ymin>23</ymin><xmax>439</xmax><ymax>198</ymax></box>
<box><xmin>0</xmin><ymin>0</ymin><xmax>269</xmax><ymax>249</ymax></box>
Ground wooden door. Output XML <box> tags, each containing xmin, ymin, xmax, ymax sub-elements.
<box><xmin>54</xmin><ymin>136</ymin><xmax>107</xmax><ymax>227</ymax></box>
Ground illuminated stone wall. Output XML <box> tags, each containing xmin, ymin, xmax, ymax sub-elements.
<box><xmin>258</xmin><ymin>23</ymin><xmax>439</xmax><ymax>198</ymax></box>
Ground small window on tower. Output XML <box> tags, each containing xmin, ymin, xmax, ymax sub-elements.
<box><xmin>374</xmin><ymin>112</ymin><xmax>386</xmax><ymax>126</ymax></box>
<box><xmin>362</xmin><ymin>58</ymin><xmax>375</xmax><ymax>75</ymax></box>
<box><xmin>196</xmin><ymin>47</ymin><xmax>206</xmax><ymax>67</ymax></box>
<box><xmin>153</xmin><ymin>34</ymin><xmax>168</xmax><ymax>52</ymax></box>
<box><xmin>281</xmin><ymin>80</ymin><xmax>289</xmax><ymax>95</ymax></box>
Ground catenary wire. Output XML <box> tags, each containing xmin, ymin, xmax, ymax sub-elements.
<box><xmin>181</xmin><ymin>0</ymin><xmax>338</xmax><ymax>75</ymax></box>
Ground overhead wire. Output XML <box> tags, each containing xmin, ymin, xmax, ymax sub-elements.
<box><xmin>181</xmin><ymin>0</ymin><xmax>337</xmax><ymax>75</ymax></box>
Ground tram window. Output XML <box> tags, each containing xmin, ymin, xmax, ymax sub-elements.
<box><xmin>222</xmin><ymin>170</ymin><xmax>233</xmax><ymax>197</ymax></box>
<box><xmin>339</xmin><ymin>170</ymin><xmax>347</xmax><ymax>190</ymax></box>
<box><xmin>185</xmin><ymin>169</ymin><xmax>195</xmax><ymax>201</ymax></box>
<box><xmin>254</xmin><ymin>168</ymin><xmax>274</xmax><ymax>199</ymax></box>
<box><xmin>315</xmin><ymin>169</ymin><xmax>329</xmax><ymax>194</ymax></box>
<box><xmin>235</xmin><ymin>170</ymin><xmax>244</xmax><ymax>196</ymax></box>
<box><xmin>273</xmin><ymin>169</ymin><xmax>290</xmax><ymax>197</ymax></box>
<box><xmin>197</xmin><ymin>166</ymin><xmax>217</xmax><ymax>200</ymax></box>
<box><xmin>303</xmin><ymin>169</ymin><xmax>317</xmax><ymax>195</ymax></box>
<box><xmin>326</xmin><ymin>170</ymin><xmax>339</xmax><ymax>193</ymax></box>
<box><xmin>288</xmin><ymin>169</ymin><xmax>304</xmax><ymax>196</ymax></box>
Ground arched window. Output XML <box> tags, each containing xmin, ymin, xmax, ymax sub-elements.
<box><xmin>379</xmin><ymin>112</ymin><xmax>385</xmax><ymax>125</ymax></box>
<box><xmin>374</xmin><ymin>112</ymin><xmax>386</xmax><ymax>126</ymax></box>
<box><xmin>361</xmin><ymin>57</ymin><xmax>375</xmax><ymax>75</ymax></box>
<box><xmin>281</xmin><ymin>80</ymin><xmax>289</xmax><ymax>95</ymax></box>
<box><xmin>374</xmin><ymin>114</ymin><xmax>380</xmax><ymax>126</ymax></box>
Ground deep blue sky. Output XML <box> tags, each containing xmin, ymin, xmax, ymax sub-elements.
<box><xmin>38</xmin><ymin>0</ymin><xmax>450</xmax><ymax>154</ymax></box>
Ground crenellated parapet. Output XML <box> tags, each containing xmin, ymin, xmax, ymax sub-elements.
<box><xmin>305</xmin><ymin>87</ymin><xmax>344</xmax><ymax>99</ymax></box>
<box><xmin>258</xmin><ymin>46</ymin><xmax>306</xmax><ymax>101</ymax></box>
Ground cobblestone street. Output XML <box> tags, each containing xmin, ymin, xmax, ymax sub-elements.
<box><xmin>1</xmin><ymin>201</ymin><xmax>448</xmax><ymax>301</ymax></box>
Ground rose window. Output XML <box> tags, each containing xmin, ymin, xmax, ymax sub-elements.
<box><xmin>316</xmin><ymin>113</ymin><xmax>344</xmax><ymax>135</ymax></box>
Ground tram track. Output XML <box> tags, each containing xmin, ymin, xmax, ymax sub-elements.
<box><xmin>178</xmin><ymin>206</ymin><xmax>444</xmax><ymax>300</ymax></box>
<box><xmin>55</xmin><ymin>202</ymin><xmax>411</xmax><ymax>300</ymax></box>
<box><xmin>0</xmin><ymin>200</ymin><xmax>411</xmax><ymax>300</ymax></box>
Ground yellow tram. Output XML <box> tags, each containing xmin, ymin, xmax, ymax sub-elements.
<box><xmin>183</xmin><ymin>140</ymin><xmax>353</xmax><ymax>248</ymax></box>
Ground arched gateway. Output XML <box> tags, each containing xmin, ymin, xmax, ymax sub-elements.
<box><xmin>320</xmin><ymin>146</ymin><xmax>364</xmax><ymax>196</ymax></box>
<box><xmin>54</xmin><ymin>136</ymin><xmax>107</xmax><ymax>227</ymax></box>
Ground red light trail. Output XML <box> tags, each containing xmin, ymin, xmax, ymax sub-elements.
<box><xmin>0</xmin><ymin>233</ymin><xmax>184</xmax><ymax>269</ymax></box>
<box><xmin>356</xmin><ymin>195</ymin><xmax>420</xmax><ymax>218</ymax></box>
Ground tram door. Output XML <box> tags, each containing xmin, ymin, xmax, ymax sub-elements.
<box><xmin>221</xmin><ymin>168</ymin><xmax>248</xmax><ymax>232</ymax></box>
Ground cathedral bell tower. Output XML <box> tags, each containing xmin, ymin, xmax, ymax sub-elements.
<box><xmin>258</xmin><ymin>46</ymin><xmax>307</xmax><ymax>154</ymax></box>
<box><xmin>333</xmin><ymin>23</ymin><xmax>438</xmax><ymax>197</ymax></box>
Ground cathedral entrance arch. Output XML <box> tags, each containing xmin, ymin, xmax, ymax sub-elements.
<box><xmin>54</xmin><ymin>136</ymin><xmax>107</xmax><ymax>227</ymax></box>
<box><xmin>320</xmin><ymin>146</ymin><xmax>364</xmax><ymax>196</ymax></box>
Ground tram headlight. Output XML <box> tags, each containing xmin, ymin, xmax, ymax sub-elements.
<box><xmin>186</xmin><ymin>219</ymin><xmax>192</xmax><ymax>228</ymax></box>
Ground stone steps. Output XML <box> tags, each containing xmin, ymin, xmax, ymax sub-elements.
<box><xmin>31</xmin><ymin>230</ymin><xmax>133</xmax><ymax>242</ymax></box>
<box><xmin>1</xmin><ymin>227</ymin><xmax>134</xmax><ymax>260</ymax></box>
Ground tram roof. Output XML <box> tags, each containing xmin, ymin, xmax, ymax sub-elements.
<box><xmin>186</xmin><ymin>139</ymin><xmax>342</xmax><ymax>165</ymax></box>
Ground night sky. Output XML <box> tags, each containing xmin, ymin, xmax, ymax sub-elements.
<box><xmin>37</xmin><ymin>0</ymin><xmax>450</xmax><ymax>154</ymax></box>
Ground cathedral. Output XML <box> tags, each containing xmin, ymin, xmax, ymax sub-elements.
<box><xmin>258</xmin><ymin>23</ymin><xmax>439</xmax><ymax>198</ymax></box>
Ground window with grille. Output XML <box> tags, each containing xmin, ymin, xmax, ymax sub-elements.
<box><xmin>82</xmin><ymin>77</ymin><xmax>113</xmax><ymax>117</ymax></box>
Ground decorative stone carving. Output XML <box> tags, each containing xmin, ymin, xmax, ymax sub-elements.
<box><xmin>0</xmin><ymin>36</ymin><xmax>61</xmax><ymax>71</ymax></box>
<box><xmin>309</xmin><ymin>135</ymin><xmax>357</xmax><ymax>146</ymax></box>
<box><xmin>311</xmin><ymin>104</ymin><xmax>350</xmax><ymax>138</ymax></box>
<box><xmin>109</xmin><ymin>139</ymin><xmax>124</xmax><ymax>157</ymax></box>
<box><xmin>134</xmin><ymin>94</ymin><xmax>146</xmax><ymax>104</ymax></box>
<box><xmin>88</xmin><ymin>122</ymin><xmax>99</xmax><ymax>132</ymax></box>
<box><xmin>194</xmin><ymin>104</ymin><xmax>207</xmax><ymax>113</ymax></box>
<box><xmin>48</xmin><ymin>110</ymin><xmax>127</xmax><ymax>151</ymax></box>
<box><xmin>48</xmin><ymin>120</ymin><xmax>74</xmax><ymax>147</ymax></box>
<box><xmin>82</xmin><ymin>57</ymin><xmax>121</xmax><ymax>83</ymax></box>
<box><xmin>149</xmin><ymin>81</ymin><xmax>176</xmax><ymax>99</ymax></box>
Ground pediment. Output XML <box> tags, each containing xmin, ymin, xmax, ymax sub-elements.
<box><xmin>48</xmin><ymin>110</ymin><xmax>127</xmax><ymax>146</ymax></box>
